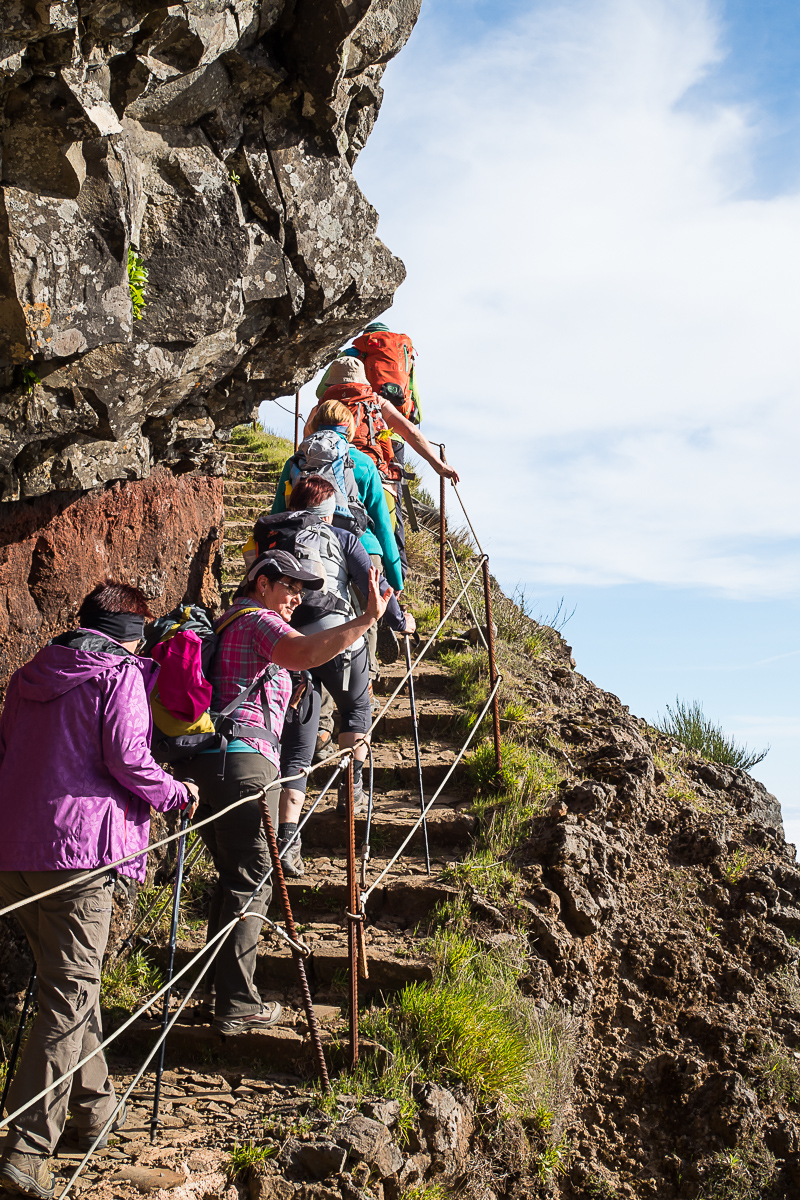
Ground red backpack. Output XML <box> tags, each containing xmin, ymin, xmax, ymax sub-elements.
<box><xmin>321</xmin><ymin>382</ymin><xmax>401</xmax><ymax>482</ymax></box>
<box><xmin>351</xmin><ymin>330</ymin><xmax>417</xmax><ymax>422</ymax></box>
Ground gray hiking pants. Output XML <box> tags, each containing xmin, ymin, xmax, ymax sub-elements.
<box><xmin>0</xmin><ymin>869</ymin><xmax>117</xmax><ymax>1156</ymax></box>
<box><xmin>183</xmin><ymin>752</ymin><xmax>279</xmax><ymax>1021</ymax></box>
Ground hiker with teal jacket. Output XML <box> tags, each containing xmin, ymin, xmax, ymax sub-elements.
<box><xmin>271</xmin><ymin>399</ymin><xmax>403</xmax><ymax>593</ymax></box>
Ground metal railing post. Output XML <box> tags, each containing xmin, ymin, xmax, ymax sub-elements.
<box><xmin>258</xmin><ymin>793</ymin><xmax>331</xmax><ymax>1092</ymax></box>
<box><xmin>346</xmin><ymin>757</ymin><xmax>359</xmax><ymax>1066</ymax></box>
<box><xmin>481</xmin><ymin>558</ymin><xmax>503</xmax><ymax>782</ymax></box>
<box><xmin>294</xmin><ymin>390</ymin><xmax>300</xmax><ymax>451</ymax></box>
<box><xmin>439</xmin><ymin>444</ymin><xmax>446</xmax><ymax>622</ymax></box>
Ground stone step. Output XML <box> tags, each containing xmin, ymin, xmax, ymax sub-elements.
<box><xmin>376</xmin><ymin>660</ymin><xmax>456</xmax><ymax>698</ymax></box>
<box><xmin>155</xmin><ymin>933</ymin><xmax>433</xmax><ymax>999</ymax></box>
<box><xmin>225</xmin><ymin>454</ymin><xmax>281</xmax><ymax>466</ymax></box>
<box><xmin>375</xmin><ymin>697</ymin><xmax>458</xmax><ymax>738</ymax></box>
<box><xmin>225</xmin><ymin>504</ymin><xmax>265</xmax><ymax>521</ymax></box>
<box><xmin>121</xmin><ymin>1016</ymin><xmax>341</xmax><ymax>1075</ymax></box>
<box><xmin>223</xmin><ymin>480</ymin><xmax>275</xmax><ymax>497</ymax></box>
<box><xmin>225</xmin><ymin>469</ymin><xmax>281</xmax><ymax>482</ymax></box>
<box><xmin>275</xmin><ymin>796</ymin><xmax>473</xmax><ymax>853</ymax></box>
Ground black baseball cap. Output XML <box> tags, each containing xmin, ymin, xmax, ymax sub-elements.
<box><xmin>246</xmin><ymin>550</ymin><xmax>325</xmax><ymax>589</ymax></box>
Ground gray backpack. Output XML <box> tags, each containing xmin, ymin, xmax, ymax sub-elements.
<box><xmin>289</xmin><ymin>430</ymin><xmax>369</xmax><ymax>536</ymax></box>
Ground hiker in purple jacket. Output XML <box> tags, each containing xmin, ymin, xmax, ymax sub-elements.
<box><xmin>0</xmin><ymin>580</ymin><xmax>198</xmax><ymax>1200</ymax></box>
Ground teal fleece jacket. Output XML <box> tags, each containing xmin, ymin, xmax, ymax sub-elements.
<box><xmin>271</xmin><ymin>444</ymin><xmax>404</xmax><ymax>592</ymax></box>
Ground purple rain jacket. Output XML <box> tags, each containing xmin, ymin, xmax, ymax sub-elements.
<box><xmin>0</xmin><ymin>635</ymin><xmax>189</xmax><ymax>882</ymax></box>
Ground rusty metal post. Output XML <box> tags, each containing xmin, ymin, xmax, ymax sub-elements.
<box><xmin>346</xmin><ymin>757</ymin><xmax>359</xmax><ymax>1066</ymax></box>
<box><xmin>439</xmin><ymin>444</ymin><xmax>446</xmax><ymax>622</ymax></box>
<box><xmin>258</xmin><ymin>794</ymin><xmax>331</xmax><ymax>1092</ymax></box>
<box><xmin>294</xmin><ymin>390</ymin><xmax>300</xmax><ymax>451</ymax></box>
<box><xmin>481</xmin><ymin>558</ymin><xmax>503</xmax><ymax>783</ymax></box>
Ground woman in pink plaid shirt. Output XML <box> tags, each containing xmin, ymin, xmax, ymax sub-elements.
<box><xmin>184</xmin><ymin>548</ymin><xmax>391</xmax><ymax>1034</ymax></box>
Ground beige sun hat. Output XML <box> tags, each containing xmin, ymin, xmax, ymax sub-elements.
<box><xmin>326</xmin><ymin>356</ymin><xmax>369</xmax><ymax>387</ymax></box>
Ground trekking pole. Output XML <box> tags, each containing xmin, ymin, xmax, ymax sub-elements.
<box><xmin>150</xmin><ymin>814</ymin><xmax>189</xmax><ymax>1141</ymax></box>
<box><xmin>116</xmin><ymin>838</ymin><xmax>206</xmax><ymax>960</ymax></box>
<box><xmin>0</xmin><ymin>968</ymin><xmax>36</xmax><ymax>1118</ymax></box>
<box><xmin>439</xmin><ymin>444</ymin><xmax>447</xmax><ymax>622</ymax></box>
<box><xmin>404</xmin><ymin>634</ymin><xmax>431</xmax><ymax>875</ymax></box>
<box><xmin>294</xmin><ymin>391</ymin><xmax>300</xmax><ymax>451</ymax></box>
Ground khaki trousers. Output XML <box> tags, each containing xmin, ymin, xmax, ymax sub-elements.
<box><xmin>0</xmin><ymin>869</ymin><xmax>117</xmax><ymax>1156</ymax></box>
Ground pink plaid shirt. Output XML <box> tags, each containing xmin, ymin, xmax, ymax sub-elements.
<box><xmin>211</xmin><ymin>601</ymin><xmax>293</xmax><ymax>767</ymax></box>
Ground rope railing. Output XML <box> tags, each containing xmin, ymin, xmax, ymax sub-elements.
<box><xmin>0</xmin><ymin>759</ymin><xmax>348</xmax><ymax>1136</ymax></box>
<box><xmin>57</xmin><ymin>853</ymin><xmax>284</xmax><ymax>1200</ymax></box>
<box><xmin>1</xmin><ymin>461</ymin><xmax>504</xmax><ymax>1189</ymax></box>
<box><xmin>361</xmin><ymin>674</ymin><xmax>502</xmax><ymax>902</ymax></box>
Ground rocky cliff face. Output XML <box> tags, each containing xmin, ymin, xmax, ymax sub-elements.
<box><xmin>0</xmin><ymin>466</ymin><xmax>223</xmax><ymax>693</ymax></box>
<box><xmin>0</xmin><ymin>0</ymin><xmax>418</xmax><ymax>501</ymax></box>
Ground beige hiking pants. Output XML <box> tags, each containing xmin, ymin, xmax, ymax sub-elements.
<box><xmin>0</xmin><ymin>869</ymin><xmax>118</xmax><ymax>1156</ymax></box>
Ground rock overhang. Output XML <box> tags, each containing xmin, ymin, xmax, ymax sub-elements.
<box><xmin>0</xmin><ymin>0</ymin><xmax>420</xmax><ymax>500</ymax></box>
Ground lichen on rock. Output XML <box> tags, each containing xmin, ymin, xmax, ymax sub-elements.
<box><xmin>0</xmin><ymin>0</ymin><xmax>419</xmax><ymax>500</ymax></box>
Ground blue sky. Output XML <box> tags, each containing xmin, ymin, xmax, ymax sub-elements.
<box><xmin>260</xmin><ymin>0</ymin><xmax>800</xmax><ymax>848</ymax></box>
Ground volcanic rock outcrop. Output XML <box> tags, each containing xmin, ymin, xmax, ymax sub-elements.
<box><xmin>0</xmin><ymin>0</ymin><xmax>418</xmax><ymax>501</ymax></box>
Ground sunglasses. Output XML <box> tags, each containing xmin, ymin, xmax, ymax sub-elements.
<box><xmin>277</xmin><ymin>577</ymin><xmax>305</xmax><ymax>597</ymax></box>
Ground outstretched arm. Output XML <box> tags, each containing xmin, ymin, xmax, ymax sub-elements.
<box><xmin>272</xmin><ymin>568</ymin><xmax>392</xmax><ymax>671</ymax></box>
<box><xmin>378</xmin><ymin>402</ymin><xmax>460</xmax><ymax>483</ymax></box>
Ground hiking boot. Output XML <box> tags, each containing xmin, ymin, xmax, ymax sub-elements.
<box><xmin>376</xmin><ymin>622</ymin><xmax>400</xmax><ymax>664</ymax></box>
<box><xmin>78</xmin><ymin>1101</ymin><xmax>127</xmax><ymax>1150</ymax></box>
<box><xmin>277</xmin><ymin>836</ymin><xmax>305</xmax><ymax>878</ymax></box>
<box><xmin>213</xmin><ymin>1002</ymin><xmax>282</xmax><ymax>1035</ymax></box>
<box><xmin>0</xmin><ymin>1150</ymin><xmax>54</xmax><ymax>1199</ymax></box>
<box><xmin>312</xmin><ymin>729</ymin><xmax>336</xmax><ymax>764</ymax></box>
<box><xmin>336</xmin><ymin>775</ymin><xmax>368</xmax><ymax>818</ymax></box>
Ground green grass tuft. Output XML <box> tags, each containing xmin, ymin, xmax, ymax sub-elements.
<box><xmin>225</xmin><ymin>1140</ymin><xmax>276</xmax><ymax>1179</ymax></box>
<box><xmin>100</xmin><ymin>949</ymin><xmax>162</xmax><ymax>1012</ymax></box>
<box><xmin>655</xmin><ymin>698</ymin><xmax>768</xmax><ymax>771</ymax></box>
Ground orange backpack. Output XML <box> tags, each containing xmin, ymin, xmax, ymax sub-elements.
<box><xmin>351</xmin><ymin>330</ymin><xmax>417</xmax><ymax>421</ymax></box>
<box><xmin>321</xmin><ymin>383</ymin><xmax>401</xmax><ymax>482</ymax></box>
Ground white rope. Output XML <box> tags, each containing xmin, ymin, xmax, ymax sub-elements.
<box><xmin>365</xmin><ymin>555</ymin><xmax>487</xmax><ymax>737</ymax></box>
<box><xmin>451</xmin><ymin>481</ymin><xmax>485</xmax><ymax>558</ymax></box>
<box><xmin>56</xmin><ymin>855</ymin><xmax>277</xmax><ymax>1200</ymax></box>
<box><xmin>362</xmin><ymin>675</ymin><xmax>502</xmax><ymax>902</ymax></box>
<box><xmin>0</xmin><ymin>745</ymin><xmax>357</xmax><ymax>921</ymax></box>
<box><xmin>0</xmin><ymin>469</ymin><xmax>498</xmax><ymax>1186</ymax></box>
<box><xmin>0</xmin><ymin>760</ymin><xmax>348</xmax><ymax>1133</ymax></box>
<box><xmin>446</xmin><ymin>539</ymin><xmax>488</xmax><ymax>651</ymax></box>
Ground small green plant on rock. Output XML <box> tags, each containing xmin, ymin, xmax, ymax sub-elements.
<box><xmin>655</xmin><ymin>698</ymin><xmax>768</xmax><ymax>771</ymax></box>
<box><xmin>127</xmin><ymin>247</ymin><xmax>148</xmax><ymax>320</ymax></box>
<box><xmin>22</xmin><ymin>365</ymin><xmax>41</xmax><ymax>394</ymax></box>
<box><xmin>402</xmin><ymin>1184</ymin><xmax>450</xmax><ymax>1200</ymax></box>
<box><xmin>225</xmin><ymin>1140</ymin><xmax>275</xmax><ymax>1180</ymax></box>
<box><xmin>100</xmin><ymin>949</ymin><xmax>162</xmax><ymax>1012</ymax></box>
<box><xmin>533</xmin><ymin>1134</ymin><xmax>570</xmax><ymax>1183</ymax></box>
<box><xmin>724</xmin><ymin>848</ymin><xmax>750</xmax><ymax>883</ymax></box>
<box><xmin>699</xmin><ymin>1139</ymin><xmax>776</xmax><ymax>1199</ymax></box>
<box><xmin>751</xmin><ymin>1041</ymin><xmax>800</xmax><ymax>1106</ymax></box>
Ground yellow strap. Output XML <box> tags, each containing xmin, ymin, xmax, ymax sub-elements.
<box><xmin>215</xmin><ymin>605</ymin><xmax>261</xmax><ymax>635</ymax></box>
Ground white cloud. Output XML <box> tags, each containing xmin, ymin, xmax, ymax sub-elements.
<box><xmin>353</xmin><ymin>0</ymin><xmax>800</xmax><ymax>596</ymax></box>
